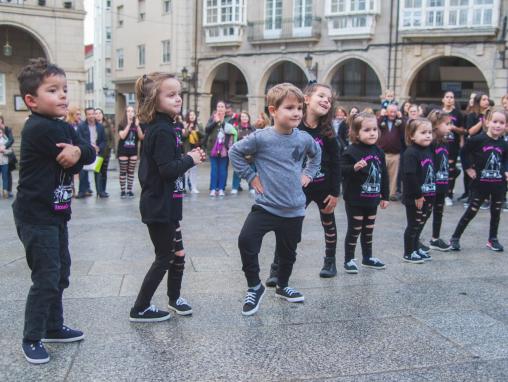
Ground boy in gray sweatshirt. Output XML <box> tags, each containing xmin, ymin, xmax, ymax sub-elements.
<box><xmin>229</xmin><ymin>83</ymin><xmax>321</xmax><ymax>316</ymax></box>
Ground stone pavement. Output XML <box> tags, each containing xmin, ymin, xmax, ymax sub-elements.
<box><xmin>1</xmin><ymin>165</ymin><xmax>507</xmax><ymax>381</ymax></box>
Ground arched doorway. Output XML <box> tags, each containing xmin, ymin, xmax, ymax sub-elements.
<box><xmin>330</xmin><ymin>59</ymin><xmax>382</xmax><ymax>107</ymax></box>
<box><xmin>264</xmin><ymin>61</ymin><xmax>308</xmax><ymax>93</ymax></box>
<box><xmin>209</xmin><ymin>63</ymin><xmax>248</xmax><ymax>113</ymax></box>
<box><xmin>409</xmin><ymin>57</ymin><xmax>489</xmax><ymax>107</ymax></box>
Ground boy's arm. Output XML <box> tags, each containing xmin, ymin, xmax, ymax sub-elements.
<box><xmin>153</xmin><ymin>129</ymin><xmax>194</xmax><ymax>181</ymax></box>
<box><xmin>302</xmin><ymin>136</ymin><xmax>321</xmax><ymax>180</ymax></box>
<box><xmin>229</xmin><ymin>133</ymin><xmax>258</xmax><ymax>183</ymax></box>
<box><xmin>65</xmin><ymin>126</ymin><xmax>96</xmax><ymax>173</ymax></box>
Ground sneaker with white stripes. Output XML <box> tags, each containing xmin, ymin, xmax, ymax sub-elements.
<box><xmin>129</xmin><ymin>305</ymin><xmax>171</xmax><ymax>322</ymax></box>
<box><xmin>417</xmin><ymin>249</ymin><xmax>432</xmax><ymax>261</ymax></box>
<box><xmin>403</xmin><ymin>251</ymin><xmax>425</xmax><ymax>264</ymax></box>
<box><xmin>275</xmin><ymin>286</ymin><xmax>305</xmax><ymax>302</ymax></box>
<box><xmin>242</xmin><ymin>284</ymin><xmax>265</xmax><ymax>316</ymax></box>
<box><xmin>362</xmin><ymin>257</ymin><xmax>386</xmax><ymax>270</ymax></box>
<box><xmin>169</xmin><ymin>297</ymin><xmax>193</xmax><ymax>316</ymax></box>
<box><xmin>344</xmin><ymin>259</ymin><xmax>359</xmax><ymax>274</ymax></box>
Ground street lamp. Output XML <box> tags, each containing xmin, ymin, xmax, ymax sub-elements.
<box><xmin>304</xmin><ymin>52</ymin><xmax>318</xmax><ymax>81</ymax></box>
<box><xmin>180</xmin><ymin>67</ymin><xmax>196</xmax><ymax>113</ymax></box>
<box><xmin>3</xmin><ymin>28</ymin><xmax>12</xmax><ymax>57</ymax></box>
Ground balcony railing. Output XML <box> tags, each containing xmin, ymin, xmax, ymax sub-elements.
<box><xmin>203</xmin><ymin>23</ymin><xmax>245</xmax><ymax>46</ymax></box>
<box><xmin>247</xmin><ymin>17</ymin><xmax>321</xmax><ymax>44</ymax></box>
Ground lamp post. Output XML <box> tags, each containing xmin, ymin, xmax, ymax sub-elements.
<box><xmin>304</xmin><ymin>52</ymin><xmax>318</xmax><ymax>81</ymax></box>
<box><xmin>3</xmin><ymin>28</ymin><xmax>12</xmax><ymax>57</ymax></box>
<box><xmin>181</xmin><ymin>66</ymin><xmax>195</xmax><ymax>114</ymax></box>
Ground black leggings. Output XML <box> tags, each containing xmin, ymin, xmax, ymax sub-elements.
<box><xmin>452</xmin><ymin>188</ymin><xmax>504</xmax><ymax>240</ymax></box>
<box><xmin>404</xmin><ymin>199</ymin><xmax>434</xmax><ymax>256</ymax></box>
<box><xmin>119</xmin><ymin>156</ymin><xmax>137</xmax><ymax>193</ymax></box>
<box><xmin>447</xmin><ymin>157</ymin><xmax>460</xmax><ymax>198</ymax></box>
<box><xmin>344</xmin><ymin>204</ymin><xmax>378</xmax><ymax>263</ymax></box>
<box><xmin>305</xmin><ymin>189</ymin><xmax>337</xmax><ymax>258</ymax></box>
<box><xmin>432</xmin><ymin>193</ymin><xmax>446</xmax><ymax>239</ymax></box>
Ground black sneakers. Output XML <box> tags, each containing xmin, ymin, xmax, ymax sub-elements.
<box><xmin>242</xmin><ymin>284</ymin><xmax>266</xmax><ymax>316</ymax></box>
<box><xmin>362</xmin><ymin>257</ymin><xmax>386</xmax><ymax>270</ymax></box>
<box><xmin>417</xmin><ymin>249</ymin><xmax>432</xmax><ymax>261</ymax></box>
<box><xmin>22</xmin><ymin>340</ymin><xmax>50</xmax><ymax>364</ymax></box>
<box><xmin>129</xmin><ymin>305</ymin><xmax>171</xmax><ymax>322</ymax></box>
<box><xmin>418</xmin><ymin>241</ymin><xmax>430</xmax><ymax>253</ymax></box>
<box><xmin>403</xmin><ymin>251</ymin><xmax>425</xmax><ymax>264</ymax></box>
<box><xmin>127</xmin><ymin>191</ymin><xmax>135</xmax><ymax>199</ymax></box>
<box><xmin>120</xmin><ymin>191</ymin><xmax>126</xmax><ymax>199</ymax></box>
<box><xmin>487</xmin><ymin>239</ymin><xmax>504</xmax><ymax>252</ymax></box>
<box><xmin>450</xmin><ymin>237</ymin><xmax>461</xmax><ymax>251</ymax></box>
<box><xmin>42</xmin><ymin>326</ymin><xmax>84</xmax><ymax>343</ymax></box>
<box><xmin>319</xmin><ymin>256</ymin><xmax>337</xmax><ymax>278</ymax></box>
<box><xmin>265</xmin><ymin>263</ymin><xmax>278</xmax><ymax>287</ymax></box>
<box><xmin>344</xmin><ymin>259</ymin><xmax>359</xmax><ymax>274</ymax></box>
<box><xmin>275</xmin><ymin>286</ymin><xmax>305</xmax><ymax>302</ymax></box>
<box><xmin>168</xmin><ymin>297</ymin><xmax>193</xmax><ymax>316</ymax></box>
<box><xmin>429</xmin><ymin>238</ymin><xmax>451</xmax><ymax>251</ymax></box>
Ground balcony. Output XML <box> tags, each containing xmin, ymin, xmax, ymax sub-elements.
<box><xmin>0</xmin><ymin>0</ymin><xmax>82</xmax><ymax>10</ymax></box>
<box><xmin>203</xmin><ymin>23</ymin><xmax>245</xmax><ymax>47</ymax></box>
<box><xmin>248</xmin><ymin>17</ymin><xmax>321</xmax><ymax>45</ymax></box>
<box><xmin>326</xmin><ymin>14</ymin><xmax>377</xmax><ymax>40</ymax></box>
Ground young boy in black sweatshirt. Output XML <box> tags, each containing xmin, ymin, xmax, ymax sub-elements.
<box><xmin>13</xmin><ymin>58</ymin><xmax>96</xmax><ymax>364</ymax></box>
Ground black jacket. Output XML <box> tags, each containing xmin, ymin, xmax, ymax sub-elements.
<box><xmin>12</xmin><ymin>112</ymin><xmax>95</xmax><ymax>224</ymax></box>
<box><xmin>138</xmin><ymin>113</ymin><xmax>194</xmax><ymax>224</ymax></box>
<box><xmin>77</xmin><ymin>121</ymin><xmax>106</xmax><ymax>156</ymax></box>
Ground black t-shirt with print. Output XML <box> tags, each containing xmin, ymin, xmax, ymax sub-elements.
<box><xmin>445</xmin><ymin>108</ymin><xmax>464</xmax><ymax>157</ymax></box>
<box><xmin>117</xmin><ymin>122</ymin><xmax>139</xmax><ymax>156</ymax></box>
<box><xmin>432</xmin><ymin>142</ymin><xmax>449</xmax><ymax>195</ymax></box>
<box><xmin>402</xmin><ymin>144</ymin><xmax>436</xmax><ymax>202</ymax></box>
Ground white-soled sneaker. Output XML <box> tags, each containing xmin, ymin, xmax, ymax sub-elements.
<box><xmin>275</xmin><ymin>286</ymin><xmax>304</xmax><ymax>302</ymax></box>
<box><xmin>168</xmin><ymin>297</ymin><xmax>193</xmax><ymax>316</ymax></box>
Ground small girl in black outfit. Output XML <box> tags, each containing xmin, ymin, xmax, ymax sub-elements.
<box><xmin>341</xmin><ymin>112</ymin><xmax>389</xmax><ymax>273</ymax></box>
<box><xmin>427</xmin><ymin>110</ymin><xmax>453</xmax><ymax>251</ymax></box>
<box><xmin>402</xmin><ymin>118</ymin><xmax>436</xmax><ymax>264</ymax></box>
<box><xmin>450</xmin><ymin>109</ymin><xmax>508</xmax><ymax>252</ymax></box>
<box><xmin>129</xmin><ymin>72</ymin><xmax>205</xmax><ymax>322</ymax></box>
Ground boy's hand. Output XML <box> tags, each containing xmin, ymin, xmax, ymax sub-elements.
<box><xmin>380</xmin><ymin>200</ymin><xmax>389</xmax><ymax>209</ymax></box>
<box><xmin>56</xmin><ymin>143</ymin><xmax>81</xmax><ymax>169</ymax></box>
<box><xmin>354</xmin><ymin>159</ymin><xmax>368</xmax><ymax>172</ymax></box>
<box><xmin>466</xmin><ymin>168</ymin><xmax>477</xmax><ymax>180</ymax></box>
<box><xmin>301</xmin><ymin>174</ymin><xmax>312</xmax><ymax>187</ymax></box>
<box><xmin>415</xmin><ymin>196</ymin><xmax>425</xmax><ymax>210</ymax></box>
<box><xmin>188</xmin><ymin>149</ymin><xmax>203</xmax><ymax>165</ymax></box>
<box><xmin>250</xmin><ymin>176</ymin><xmax>264</xmax><ymax>194</ymax></box>
<box><xmin>322</xmin><ymin>195</ymin><xmax>338</xmax><ymax>213</ymax></box>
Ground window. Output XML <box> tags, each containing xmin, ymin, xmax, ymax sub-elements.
<box><xmin>330</xmin><ymin>0</ymin><xmax>345</xmax><ymax>13</ymax></box>
<box><xmin>138</xmin><ymin>45</ymin><xmax>145</xmax><ymax>67</ymax></box>
<box><xmin>162</xmin><ymin>40</ymin><xmax>171</xmax><ymax>63</ymax></box>
<box><xmin>472</xmin><ymin>0</ymin><xmax>494</xmax><ymax>25</ymax></box>
<box><xmin>294</xmin><ymin>0</ymin><xmax>312</xmax><ymax>30</ymax></box>
<box><xmin>106</xmin><ymin>0</ymin><xmax>111</xmax><ymax>9</ymax></box>
<box><xmin>403</xmin><ymin>0</ymin><xmax>422</xmax><ymax>27</ymax></box>
<box><xmin>162</xmin><ymin>0</ymin><xmax>171</xmax><ymax>14</ymax></box>
<box><xmin>0</xmin><ymin>73</ymin><xmax>5</xmax><ymax>105</ymax></box>
<box><xmin>426</xmin><ymin>0</ymin><xmax>444</xmax><ymax>27</ymax></box>
<box><xmin>205</xmin><ymin>0</ymin><xmax>245</xmax><ymax>24</ymax></box>
<box><xmin>106</xmin><ymin>27</ymin><xmax>112</xmax><ymax>41</ymax></box>
<box><xmin>138</xmin><ymin>0</ymin><xmax>146</xmax><ymax>21</ymax></box>
<box><xmin>448</xmin><ymin>0</ymin><xmax>468</xmax><ymax>26</ymax></box>
<box><xmin>327</xmin><ymin>0</ymin><xmax>379</xmax><ymax>36</ymax></box>
<box><xmin>265</xmin><ymin>0</ymin><xmax>282</xmax><ymax>34</ymax></box>
<box><xmin>117</xmin><ymin>5</ymin><xmax>124</xmax><ymax>27</ymax></box>
<box><xmin>116</xmin><ymin>49</ymin><xmax>124</xmax><ymax>69</ymax></box>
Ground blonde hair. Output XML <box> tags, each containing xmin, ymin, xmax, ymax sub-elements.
<box><xmin>135</xmin><ymin>72</ymin><xmax>177</xmax><ymax>124</ymax></box>
<box><xmin>348</xmin><ymin>112</ymin><xmax>377</xmax><ymax>144</ymax></box>
<box><xmin>65</xmin><ymin>105</ymin><xmax>80</xmax><ymax>125</ymax></box>
<box><xmin>266</xmin><ymin>83</ymin><xmax>304</xmax><ymax>109</ymax></box>
<box><xmin>427</xmin><ymin>109</ymin><xmax>451</xmax><ymax>144</ymax></box>
<box><xmin>254</xmin><ymin>112</ymin><xmax>270</xmax><ymax>129</ymax></box>
<box><xmin>405</xmin><ymin>117</ymin><xmax>431</xmax><ymax>146</ymax></box>
<box><xmin>485</xmin><ymin>107</ymin><xmax>508</xmax><ymax>124</ymax></box>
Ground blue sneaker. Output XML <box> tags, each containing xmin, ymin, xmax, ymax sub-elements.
<box><xmin>42</xmin><ymin>325</ymin><xmax>84</xmax><ymax>343</ymax></box>
<box><xmin>22</xmin><ymin>340</ymin><xmax>50</xmax><ymax>364</ymax></box>
<box><xmin>242</xmin><ymin>284</ymin><xmax>265</xmax><ymax>316</ymax></box>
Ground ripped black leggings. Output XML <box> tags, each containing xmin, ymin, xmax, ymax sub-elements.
<box><xmin>452</xmin><ymin>188</ymin><xmax>504</xmax><ymax>240</ymax></box>
<box><xmin>344</xmin><ymin>204</ymin><xmax>378</xmax><ymax>263</ymax></box>
<box><xmin>447</xmin><ymin>158</ymin><xmax>460</xmax><ymax>198</ymax></box>
<box><xmin>404</xmin><ymin>199</ymin><xmax>434</xmax><ymax>256</ymax></box>
<box><xmin>432</xmin><ymin>193</ymin><xmax>446</xmax><ymax>239</ymax></box>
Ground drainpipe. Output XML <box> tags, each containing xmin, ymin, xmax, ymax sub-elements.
<box><xmin>387</xmin><ymin>0</ymin><xmax>394</xmax><ymax>89</ymax></box>
<box><xmin>393</xmin><ymin>0</ymin><xmax>400</xmax><ymax>97</ymax></box>
<box><xmin>193</xmin><ymin>0</ymin><xmax>199</xmax><ymax>111</ymax></box>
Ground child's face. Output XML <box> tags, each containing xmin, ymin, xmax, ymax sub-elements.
<box><xmin>385</xmin><ymin>92</ymin><xmax>394</xmax><ymax>101</ymax></box>
<box><xmin>269</xmin><ymin>95</ymin><xmax>303</xmax><ymax>131</ymax></box>
<box><xmin>25</xmin><ymin>74</ymin><xmax>68</xmax><ymax>118</ymax></box>
<box><xmin>157</xmin><ymin>78</ymin><xmax>182</xmax><ymax>116</ymax></box>
<box><xmin>305</xmin><ymin>86</ymin><xmax>332</xmax><ymax>118</ymax></box>
<box><xmin>412</xmin><ymin>123</ymin><xmax>433</xmax><ymax>146</ymax></box>
<box><xmin>240</xmin><ymin>113</ymin><xmax>249</xmax><ymax>124</ymax></box>
<box><xmin>436</xmin><ymin>118</ymin><xmax>452</xmax><ymax>138</ymax></box>
<box><xmin>487</xmin><ymin>112</ymin><xmax>506</xmax><ymax>138</ymax></box>
<box><xmin>358</xmin><ymin>118</ymin><xmax>379</xmax><ymax>145</ymax></box>
<box><xmin>350</xmin><ymin>108</ymin><xmax>359</xmax><ymax>116</ymax></box>
<box><xmin>188</xmin><ymin>111</ymin><xmax>196</xmax><ymax>122</ymax></box>
<box><xmin>335</xmin><ymin>109</ymin><xmax>346</xmax><ymax>119</ymax></box>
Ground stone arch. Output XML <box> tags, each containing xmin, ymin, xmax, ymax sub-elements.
<box><xmin>258</xmin><ymin>58</ymin><xmax>310</xmax><ymax>95</ymax></box>
<box><xmin>0</xmin><ymin>21</ymin><xmax>53</xmax><ymax>62</ymax></box>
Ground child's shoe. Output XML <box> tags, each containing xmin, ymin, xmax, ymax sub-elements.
<box><xmin>22</xmin><ymin>340</ymin><xmax>50</xmax><ymax>364</ymax></box>
<box><xmin>344</xmin><ymin>259</ymin><xmax>359</xmax><ymax>274</ymax></box>
<box><xmin>265</xmin><ymin>263</ymin><xmax>278</xmax><ymax>287</ymax></box>
<box><xmin>418</xmin><ymin>241</ymin><xmax>430</xmax><ymax>253</ymax></box>
<box><xmin>449</xmin><ymin>237</ymin><xmax>461</xmax><ymax>251</ymax></box>
<box><xmin>275</xmin><ymin>286</ymin><xmax>304</xmax><ymax>302</ymax></box>
<box><xmin>429</xmin><ymin>238</ymin><xmax>451</xmax><ymax>251</ymax></box>
<box><xmin>42</xmin><ymin>325</ymin><xmax>84</xmax><ymax>343</ymax></box>
<box><xmin>319</xmin><ymin>256</ymin><xmax>337</xmax><ymax>278</ymax></box>
<box><xmin>129</xmin><ymin>305</ymin><xmax>171</xmax><ymax>322</ymax></box>
<box><xmin>487</xmin><ymin>239</ymin><xmax>504</xmax><ymax>252</ymax></box>
<box><xmin>403</xmin><ymin>251</ymin><xmax>425</xmax><ymax>264</ymax></box>
<box><xmin>362</xmin><ymin>257</ymin><xmax>386</xmax><ymax>270</ymax></box>
<box><xmin>120</xmin><ymin>191</ymin><xmax>127</xmax><ymax>199</ymax></box>
<box><xmin>242</xmin><ymin>284</ymin><xmax>265</xmax><ymax>316</ymax></box>
<box><xmin>168</xmin><ymin>297</ymin><xmax>193</xmax><ymax>316</ymax></box>
<box><xmin>417</xmin><ymin>249</ymin><xmax>432</xmax><ymax>261</ymax></box>
<box><xmin>218</xmin><ymin>190</ymin><xmax>225</xmax><ymax>197</ymax></box>
<box><xmin>127</xmin><ymin>191</ymin><xmax>135</xmax><ymax>199</ymax></box>
<box><xmin>444</xmin><ymin>197</ymin><xmax>453</xmax><ymax>207</ymax></box>
<box><xmin>209</xmin><ymin>190</ymin><xmax>216</xmax><ymax>197</ymax></box>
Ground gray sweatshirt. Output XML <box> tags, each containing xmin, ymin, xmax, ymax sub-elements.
<box><xmin>229</xmin><ymin>126</ymin><xmax>321</xmax><ymax>217</ymax></box>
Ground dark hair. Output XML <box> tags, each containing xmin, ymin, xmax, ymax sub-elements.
<box><xmin>119</xmin><ymin>105</ymin><xmax>135</xmax><ymax>130</ymax></box>
<box><xmin>17</xmin><ymin>58</ymin><xmax>66</xmax><ymax>100</ymax></box>
<box><xmin>95</xmin><ymin>107</ymin><xmax>104</xmax><ymax>114</ymax></box>
<box><xmin>400</xmin><ymin>101</ymin><xmax>411</xmax><ymax>117</ymax></box>
<box><xmin>427</xmin><ymin>109</ymin><xmax>451</xmax><ymax>144</ymax></box>
<box><xmin>405</xmin><ymin>117</ymin><xmax>431</xmax><ymax>146</ymax></box>
<box><xmin>348</xmin><ymin>112</ymin><xmax>377</xmax><ymax>144</ymax></box>
<box><xmin>302</xmin><ymin>83</ymin><xmax>335</xmax><ymax>139</ymax></box>
<box><xmin>472</xmin><ymin>91</ymin><xmax>489</xmax><ymax>115</ymax></box>
<box><xmin>84</xmin><ymin>107</ymin><xmax>95</xmax><ymax>114</ymax></box>
<box><xmin>185</xmin><ymin>109</ymin><xmax>197</xmax><ymax>124</ymax></box>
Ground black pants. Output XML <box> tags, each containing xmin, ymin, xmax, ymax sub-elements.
<box><xmin>404</xmin><ymin>199</ymin><xmax>434</xmax><ymax>256</ymax></box>
<box><xmin>432</xmin><ymin>193</ymin><xmax>446</xmax><ymax>239</ymax></box>
<box><xmin>239</xmin><ymin>205</ymin><xmax>303</xmax><ymax>288</ymax></box>
<box><xmin>16</xmin><ymin>221</ymin><xmax>70</xmax><ymax>341</ymax></box>
<box><xmin>447</xmin><ymin>154</ymin><xmax>460</xmax><ymax>198</ymax></box>
<box><xmin>100</xmin><ymin>155</ymin><xmax>110</xmax><ymax>193</ymax></box>
<box><xmin>134</xmin><ymin>221</ymin><xmax>186</xmax><ymax>310</ymax></box>
<box><xmin>452</xmin><ymin>187</ymin><xmax>505</xmax><ymax>240</ymax></box>
<box><xmin>344</xmin><ymin>203</ymin><xmax>378</xmax><ymax>263</ymax></box>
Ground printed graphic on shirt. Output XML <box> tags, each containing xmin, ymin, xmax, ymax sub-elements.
<box><xmin>292</xmin><ymin>147</ymin><xmax>303</xmax><ymax>162</ymax></box>
<box><xmin>124</xmin><ymin>130</ymin><xmax>136</xmax><ymax>148</ymax></box>
<box><xmin>481</xmin><ymin>151</ymin><xmax>503</xmax><ymax>182</ymax></box>
<box><xmin>311</xmin><ymin>136</ymin><xmax>325</xmax><ymax>183</ymax></box>
<box><xmin>435</xmin><ymin>147</ymin><xmax>449</xmax><ymax>185</ymax></box>
<box><xmin>173</xmin><ymin>176</ymin><xmax>185</xmax><ymax>199</ymax></box>
<box><xmin>421</xmin><ymin>160</ymin><xmax>436</xmax><ymax>195</ymax></box>
<box><xmin>360</xmin><ymin>155</ymin><xmax>382</xmax><ymax>198</ymax></box>
<box><xmin>53</xmin><ymin>170</ymin><xmax>73</xmax><ymax>212</ymax></box>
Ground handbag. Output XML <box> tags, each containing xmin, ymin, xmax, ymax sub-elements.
<box><xmin>7</xmin><ymin>151</ymin><xmax>17</xmax><ymax>171</ymax></box>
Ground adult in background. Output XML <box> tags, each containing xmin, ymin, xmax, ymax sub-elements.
<box><xmin>377</xmin><ymin>104</ymin><xmax>405</xmax><ymax>201</ymax></box>
<box><xmin>0</xmin><ymin>115</ymin><xmax>15</xmax><ymax>198</ymax></box>
<box><xmin>77</xmin><ymin>107</ymin><xmax>106</xmax><ymax>198</ymax></box>
<box><xmin>183</xmin><ymin>110</ymin><xmax>204</xmax><ymax>193</ymax></box>
<box><xmin>95</xmin><ymin>108</ymin><xmax>114</xmax><ymax>197</ymax></box>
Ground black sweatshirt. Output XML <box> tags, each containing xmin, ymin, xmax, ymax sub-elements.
<box><xmin>300</xmin><ymin>121</ymin><xmax>341</xmax><ymax>197</ymax></box>
<box><xmin>433</xmin><ymin>142</ymin><xmax>449</xmax><ymax>195</ymax></box>
<box><xmin>341</xmin><ymin>142</ymin><xmax>389</xmax><ymax>207</ymax></box>
<box><xmin>402</xmin><ymin>144</ymin><xmax>436</xmax><ymax>202</ymax></box>
<box><xmin>138</xmin><ymin>113</ymin><xmax>194</xmax><ymax>224</ymax></box>
<box><xmin>12</xmin><ymin>112</ymin><xmax>96</xmax><ymax>224</ymax></box>
<box><xmin>462</xmin><ymin>131</ymin><xmax>508</xmax><ymax>193</ymax></box>
<box><xmin>446</xmin><ymin>108</ymin><xmax>463</xmax><ymax>157</ymax></box>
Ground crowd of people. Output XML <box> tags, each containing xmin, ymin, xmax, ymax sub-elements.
<box><xmin>9</xmin><ymin>57</ymin><xmax>508</xmax><ymax>364</ymax></box>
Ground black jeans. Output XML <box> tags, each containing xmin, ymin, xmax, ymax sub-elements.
<box><xmin>344</xmin><ymin>203</ymin><xmax>378</xmax><ymax>263</ymax></box>
<box><xmin>404</xmin><ymin>199</ymin><xmax>434</xmax><ymax>256</ymax></box>
<box><xmin>432</xmin><ymin>193</ymin><xmax>446</xmax><ymax>239</ymax></box>
<box><xmin>134</xmin><ymin>221</ymin><xmax>185</xmax><ymax>310</ymax></box>
<box><xmin>15</xmin><ymin>220</ymin><xmax>71</xmax><ymax>341</ymax></box>
<box><xmin>100</xmin><ymin>155</ymin><xmax>110</xmax><ymax>192</ymax></box>
<box><xmin>239</xmin><ymin>205</ymin><xmax>304</xmax><ymax>288</ymax></box>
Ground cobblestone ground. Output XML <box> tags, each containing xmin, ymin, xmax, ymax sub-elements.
<box><xmin>1</xmin><ymin>164</ymin><xmax>507</xmax><ymax>381</ymax></box>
